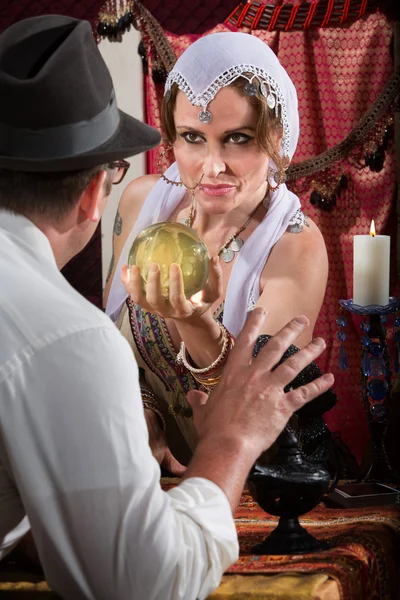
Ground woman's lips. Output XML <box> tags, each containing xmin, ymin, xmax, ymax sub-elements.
<box><xmin>200</xmin><ymin>185</ymin><xmax>236</xmax><ymax>197</ymax></box>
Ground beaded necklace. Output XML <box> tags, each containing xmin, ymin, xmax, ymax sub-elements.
<box><xmin>182</xmin><ymin>187</ymin><xmax>271</xmax><ymax>263</ymax></box>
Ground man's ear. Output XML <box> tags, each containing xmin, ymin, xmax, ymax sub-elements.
<box><xmin>79</xmin><ymin>170</ymin><xmax>108</xmax><ymax>223</ymax></box>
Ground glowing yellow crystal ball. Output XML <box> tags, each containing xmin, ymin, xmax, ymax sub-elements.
<box><xmin>128</xmin><ymin>221</ymin><xmax>210</xmax><ymax>298</ymax></box>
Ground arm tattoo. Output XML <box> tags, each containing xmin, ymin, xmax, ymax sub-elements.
<box><xmin>106</xmin><ymin>208</ymin><xmax>122</xmax><ymax>284</ymax></box>
<box><xmin>114</xmin><ymin>209</ymin><xmax>122</xmax><ymax>236</ymax></box>
<box><xmin>105</xmin><ymin>252</ymin><xmax>115</xmax><ymax>283</ymax></box>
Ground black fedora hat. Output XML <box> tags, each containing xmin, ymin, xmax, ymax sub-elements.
<box><xmin>0</xmin><ymin>15</ymin><xmax>161</xmax><ymax>171</ymax></box>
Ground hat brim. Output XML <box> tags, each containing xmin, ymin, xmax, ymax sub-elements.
<box><xmin>0</xmin><ymin>110</ymin><xmax>161</xmax><ymax>172</ymax></box>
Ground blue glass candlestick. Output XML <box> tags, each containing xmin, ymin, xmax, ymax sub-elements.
<box><xmin>339</xmin><ymin>298</ymin><xmax>400</xmax><ymax>483</ymax></box>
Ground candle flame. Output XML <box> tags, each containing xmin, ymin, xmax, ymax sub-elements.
<box><xmin>370</xmin><ymin>220</ymin><xmax>376</xmax><ymax>237</ymax></box>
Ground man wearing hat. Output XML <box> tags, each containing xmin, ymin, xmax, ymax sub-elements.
<box><xmin>0</xmin><ymin>15</ymin><xmax>333</xmax><ymax>600</ymax></box>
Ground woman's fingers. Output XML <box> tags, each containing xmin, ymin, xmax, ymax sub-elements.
<box><xmin>146</xmin><ymin>263</ymin><xmax>168</xmax><ymax>312</ymax></box>
<box><xmin>169</xmin><ymin>263</ymin><xmax>191</xmax><ymax>312</ymax></box>
<box><xmin>202</xmin><ymin>256</ymin><xmax>223</xmax><ymax>304</ymax></box>
<box><xmin>122</xmin><ymin>264</ymin><xmax>146</xmax><ymax>306</ymax></box>
<box><xmin>123</xmin><ymin>262</ymin><xmax>197</xmax><ymax>318</ymax></box>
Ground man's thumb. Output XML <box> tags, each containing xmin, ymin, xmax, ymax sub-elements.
<box><xmin>161</xmin><ymin>449</ymin><xmax>186</xmax><ymax>477</ymax></box>
<box><xmin>186</xmin><ymin>389</ymin><xmax>208</xmax><ymax>409</ymax></box>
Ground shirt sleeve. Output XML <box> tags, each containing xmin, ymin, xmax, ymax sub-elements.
<box><xmin>0</xmin><ymin>451</ymin><xmax>31</xmax><ymax>559</ymax></box>
<box><xmin>1</xmin><ymin>326</ymin><xmax>238</xmax><ymax>600</ymax></box>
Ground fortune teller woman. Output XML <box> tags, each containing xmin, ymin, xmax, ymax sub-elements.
<box><xmin>105</xmin><ymin>32</ymin><xmax>339</xmax><ymax>474</ymax></box>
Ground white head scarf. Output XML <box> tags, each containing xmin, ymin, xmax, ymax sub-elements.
<box><xmin>106</xmin><ymin>32</ymin><xmax>301</xmax><ymax>334</ymax></box>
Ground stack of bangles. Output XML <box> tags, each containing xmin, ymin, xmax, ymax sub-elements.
<box><xmin>176</xmin><ymin>322</ymin><xmax>235</xmax><ymax>391</ymax></box>
<box><xmin>140</xmin><ymin>385</ymin><xmax>167</xmax><ymax>431</ymax></box>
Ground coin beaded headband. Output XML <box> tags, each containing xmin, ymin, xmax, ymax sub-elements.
<box><xmin>166</xmin><ymin>65</ymin><xmax>290</xmax><ymax>157</ymax></box>
<box><xmin>164</xmin><ymin>32</ymin><xmax>300</xmax><ymax>163</ymax></box>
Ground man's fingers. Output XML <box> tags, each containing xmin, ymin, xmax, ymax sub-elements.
<box><xmin>254</xmin><ymin>315</ymin><xmax>310</xmax><ymax>371</ymax></box>
<box><xmin>225</xmin><ymin>308</ymin><xmax>268</xmax><ymax>369</ymax></box>
<box><xmin>161</xmin><ymin>449</ymin><xmax>187</xmax><ymax>477</ymax></box>
<box><xmin>270</xmin><ymin>336</ymin><xmax>327</xmax><ymax>389</ymax></box>
<box><xmin>186</xmin><ymin>389</ymin><xmax>208</xmax><ymax>408</ymax></box>
<box><xmin>286</xmin><ymin>373</ymin><xmax>334</xmax><ymax>412</ymax></box>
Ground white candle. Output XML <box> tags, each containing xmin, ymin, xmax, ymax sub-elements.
<box><xmin>353</xmin><ymin>220</ymin><xmax>390</xmax><ymax>306</ymax></box>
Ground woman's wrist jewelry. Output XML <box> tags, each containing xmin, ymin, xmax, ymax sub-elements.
<box><xmin>142</xmin><ymin>400</ymin><xmax>167</xmax><ymax>431</ymax></box>
<box><xmin>140</xmin><ymin>385</ymin><xmax>156</xmax><ymax>402</ymax></box>
<box><xmin>140</xmin><ymin>385</ymin><xmax>167</xmax><ymax>431</ymax></box>
<box><xmin>191</xmin><ymin>373</ymin><xmax>221</xmax><ymax>389</ymax></box>
<box><xmin>176</xmin><ymin>321</ymin><xmax>231</xmax><ymax>374</ymax></box>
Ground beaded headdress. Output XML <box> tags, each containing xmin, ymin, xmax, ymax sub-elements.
<box><xmin>164</xmin><ymin>32</ymin><xmax>299</xmax><ymax>162</ymax></box>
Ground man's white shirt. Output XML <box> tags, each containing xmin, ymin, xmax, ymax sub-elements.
<box><xmin>0</xmin><ymin>211</ymin><xmax>238</xmax><ymax>600</ymax></box>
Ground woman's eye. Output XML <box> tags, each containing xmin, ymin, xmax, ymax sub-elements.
<box><xmin>227</xmin><ymin>133</ymin><xmax>252</xmax><ymax>144</ymax></box>
<box><xmin>181</xmin><ymin>132</ymin><xmax>203</xmax><ymax>144</ymax></box>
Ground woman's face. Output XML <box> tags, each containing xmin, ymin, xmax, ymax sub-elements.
<box><xmin>173</xmin><ymin>86</ymin><xmax>274</xmax><ymax>216</ymax></box>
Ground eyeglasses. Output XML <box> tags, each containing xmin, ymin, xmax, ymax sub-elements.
<box><xmin>108</xmin><ymin>159</ymin><xmax>130</xmax><ymax>185</ymax></box>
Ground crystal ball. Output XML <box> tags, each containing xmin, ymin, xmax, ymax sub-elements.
<box><xmin>128</xmin><ymin>221</ymin><xmax>210</xmax><ymax>298</ymax></box>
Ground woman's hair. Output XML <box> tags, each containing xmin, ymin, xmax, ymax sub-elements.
<box><xmin>161</xmin><ymin>75</ymin><xmax>285</xmax><ymax>171</ymax></box>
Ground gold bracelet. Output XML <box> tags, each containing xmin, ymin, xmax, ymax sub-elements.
<box><xmin>191</xmin><ymin>372</ymin><xmax>221</xmax><ymax>386</ymax></box>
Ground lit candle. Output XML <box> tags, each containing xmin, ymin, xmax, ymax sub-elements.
<box><xmin>353</xmin><ymin>220</ymin><xmax>390</xmax><ymax>306</ymax></box>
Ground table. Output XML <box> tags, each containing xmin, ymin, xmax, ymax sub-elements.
<box><xmin>1</xmin><ymin>480</ymin><xmax>399</xmax><ymax>599</ymax></box>
<box><xmin>162</xmin><ymin>480</ymin><xmax>400</xmax><ymax>600</ymax></box>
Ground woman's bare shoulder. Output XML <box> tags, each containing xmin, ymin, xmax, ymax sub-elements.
<box><xmin>103</xmin><ymin>174</ymin><xmax>161</xmax><ymax>305</ymax></box>
<box><xmin>118</xmin><ymin>173</ymin><xmax>160</xmax><ymax>222</ymax></box>
<box><xmin>263</xmin><ymin>216</ymin><xmax>328</xmax><ymax>279</ymax></box>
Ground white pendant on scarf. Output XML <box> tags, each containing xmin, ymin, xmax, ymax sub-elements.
<box><xmin>198</xmin><ymin>109</ymin><xmax>212</xmax><ymax>124</ymax></box>
<box><xmin>267</xmin><ymin>93</ymin><xmax>276</xmax><ymax>110</ymax></box>
<box><xmin>230</xmin><ymin>237</ymin><xmax>244</xmax><ymax>252</ymax></box>
<box><xmin>260</xmin><ymin>82</ymin><xmax>268</xmax><ymax>98</ymax></box>
<box><xmin>221</xmin><ymin>247</ymin><xmax>235</xmax><ymax>263</ymax></box>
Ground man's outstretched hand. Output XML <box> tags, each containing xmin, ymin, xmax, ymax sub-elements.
<box><xmin>185</xmin><ymin>310</ymin><xmax>334</xmax><ymax>511</ymax></box>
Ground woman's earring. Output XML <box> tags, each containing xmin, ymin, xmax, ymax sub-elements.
<box><xmin>267</xmin><ymin>160</ymin><xmax>289</xmax><ymax>192</ymax></box>
<box><xmin>267</xmin><ymin>167</ymin><xmax>280</xmax><ymax>192</ymax></box>
<box><xmin>157</xmin><ymin>145</ymin><xmax>183</xmax><ymax>187</ymax></box>
<box><xmin>268</xmin><ymin>180</ymin><xmax>279</xmax><ymax>192</ymax></box>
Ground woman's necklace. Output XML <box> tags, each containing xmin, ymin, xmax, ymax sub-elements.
<box><xmin>183</xmin><ymin>187</ymin><xmax>271</xmax><ymax>264</ymax></box>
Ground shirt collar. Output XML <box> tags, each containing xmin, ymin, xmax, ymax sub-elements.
<box><xmin>0</xmin><ymin>210</ymin><xmax>57</xmax><ymax>267</ymax></box>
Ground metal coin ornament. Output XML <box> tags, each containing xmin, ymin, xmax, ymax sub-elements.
<box><xmin>244</xmin><ymin>82</ymin><xmax>258</xmax><ymax>96</ymax></box>
<box><xmin>260</xmin><ymin>82</ymin><xmax>268</xmax><ymax>98</ymax></box>
<box><xmin>198</xmin><ymin>109</ymin><xmax>212</xmax><ymax>124</ymax></box>
<box><xmin>267</xmin><ymin>93</ymin><xmax>276</xmax><ymax>109</ymax></box>
<box><xmin>128</xmin><ymin>221</ymin><xmax>210</xmax><ymax>299</ymax></box>
<box><xmin>220</xmin><ymin>247</ymin><xmax>235</xmax><ymax>263</ymax></box>
<box><xmin>230</xmin><ymin>237</ymin><xmax>244</xmax><ymax>252</ymax></box>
